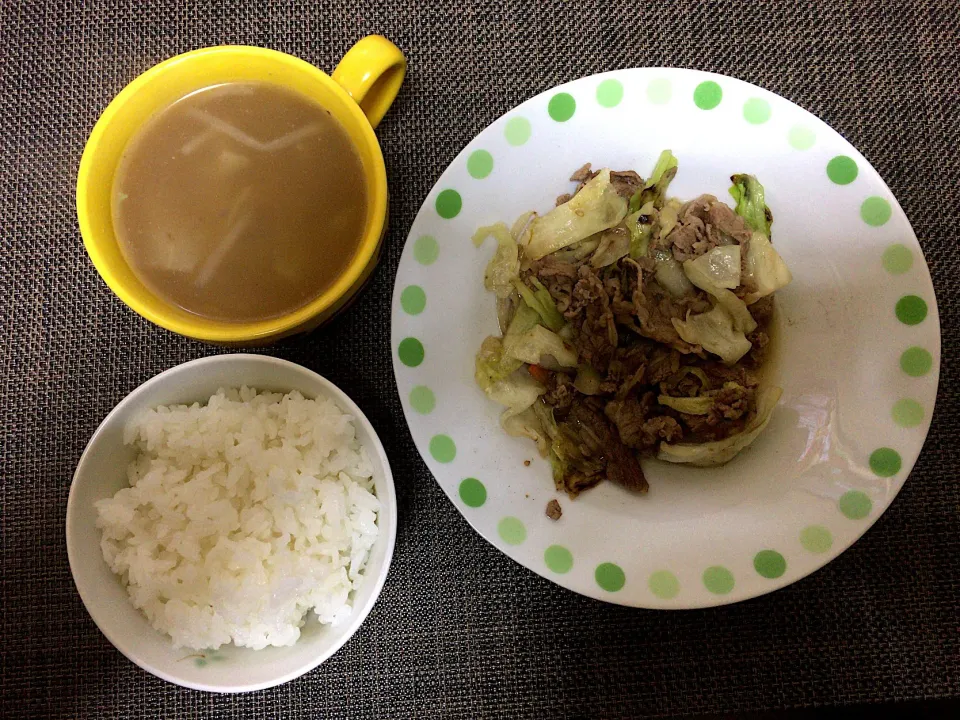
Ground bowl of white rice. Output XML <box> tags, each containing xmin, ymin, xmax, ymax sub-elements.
<box><xmin>66</xmin><ymin>354</ymin><xmax>396</xmax><ymax>693</ymax></box>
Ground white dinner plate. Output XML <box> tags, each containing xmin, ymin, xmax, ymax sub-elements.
<box><xmin>391</xmin><ymin>68</ymin><xmax>940</xmax><ymax>608</ymax></box>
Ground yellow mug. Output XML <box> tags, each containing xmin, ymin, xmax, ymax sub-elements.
<box><xmin>77</xmin><ymin>36</ymin><xmax>406</xmax><ymax>344</ymax></box>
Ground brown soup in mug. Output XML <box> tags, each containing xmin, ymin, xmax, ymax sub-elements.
<box><xmin>112</xmin><ymin>82</ymin><xmax>369</xmax><ymax>323</ymax></box>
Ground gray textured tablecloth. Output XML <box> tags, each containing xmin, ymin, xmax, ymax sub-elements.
<box><xmin>3</xmin><ymin>1</ymin><xmax>958</xmax><ymax>717</ymax></box>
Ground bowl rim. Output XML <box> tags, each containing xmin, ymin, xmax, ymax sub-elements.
<box><xmin>65</xmin><ymin>354</ymin><xmax>398</xmax><ymax>692</ymax></box>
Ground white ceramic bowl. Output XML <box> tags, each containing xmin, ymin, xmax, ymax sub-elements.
<box><xmin>66</xmin><ymin>354</ymin><xmax>397</xmax><ymax>693</ymax></box>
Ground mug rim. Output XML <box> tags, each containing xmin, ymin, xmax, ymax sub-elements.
<box><xmin>76</xmin><ymin>45</ymin><xmax>389</xmax><ymax>343</ymax></box>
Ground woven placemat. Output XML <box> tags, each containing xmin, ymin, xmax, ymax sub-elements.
<box><xmin>2</xmin><ymin>1</ymin><xmax>957</xmax><ymax>717</ymax></box>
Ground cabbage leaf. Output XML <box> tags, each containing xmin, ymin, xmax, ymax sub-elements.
<box><xmin>574</xmin><ymin>364</ymin><xmax>603</xmax><ymax>395</ymax></box>
<box><xmin>474</xmin><ymin>336</ymin><xmax>524</xmax><ymax>391</ymax></box>
<box><xmin>649</xmin><ymin>149</ymin><xmax>678</xmax><ymax>188</ymax></box>
<box><xmin>476</xmin><ymin>304</ymin><xmax>543</xmax><ymax>390</ymax></box>
<box><xmin>515</xmin><ymin>277</ymin><xmax>565</xmax><ymax>332</ymax></box>
<box><xmin>501</xmin><ymin>398</ymin><xmax>563</xmax><ymax>457</ymax></box>
<box><xmin>522</xmin><ymin>169</ymin><xmax>629</xmax><ymax>260</ymax></box>
<box><xmin>476</xmin><ymin>222</ymin><xmax>520</xmax><ymax>299</ymax></box>
<box><xmin>673</xmin><ymin>366</ymin><xmax>712</xmax><ymax>390</ymax></box>
<box><xmin>657</xmin><ymin>386</ymin><xmax>783</xmax><ymax>466</ymax></box>
<box><xmin>683</xmin><ymin>247</ymin><xmax>757</xmax><ymax>334</ymax></box>
<box><xmin>486</xmin><ymin>369</ymin><xmax>545</xmax><ymax>421</ymax></box>
<box><xmin>654</xmin><ymin>249</ymin><xmax>695</xmax><ymax>297</ymax></box>
<box><xmin>743</xmin><ymin>231</ymin><xmax>792</xmax><ymax>304</ymax></box>
<box><xmin>496</xmin><ymin>295</ymin><xmax>517</xmax><ymax>334</ymax></box>
<box><xmin>503</xmin><ymin>325</ymin><xmax>578</xmax><ymax>367</ymax></box>
<box><xmin>630</xmin><ymin>149</ymin><xmax>678</xmax><ymax>211</ymax></box>
<box><xmin>590</xmin><ymin>228</ymin><xmax>631</xmax><ymax>268</ymax></box>
<box><xmin>684</xmin><ymin>245</ymin><xmax>741</xmax><ymax>289</ymax></box>
<box><xmin>657</xmin><ymin>198</ymin><xmax>682</xmax><ymax>241</ymax></box>
<box><xmin>510</xmin><ymin>210</ymin><xmax>536</xmax><ymax>240</ymax></box>
<box><xmin>507</xmin><ymin>303</ymin><xmax>541</xmax><ymax>336</ymax></box>
<box><xmin>626</xmin><ymin>201</ymin><xmax>655</xmax><ymax>259</ymax></box>
<box><xmin>553</xmin><ymin>236</ymin><xmax>602</xmax><ymax>264</ymax></box>
<box><xmin>728</xmin><ymin>174</ymin><xmax>792</xmax><ymax>303</ymax></box>
<box><xmin>484</xmin><ymin>369</ymin><xmax>548</xmax><ymax>453</ymax></box>
<box><xmin>502</xmin><ymin>407</ymin><xmax>549</xmax><ymax>455</ymax></box>
<box><xmin>728</xmin><ymin>173</ymin><xmax>771</xmax><ymax>236</ymax></box>
<box><xmin>672</xmin><ymin>304</ymin><xmax>752</xmax><ymax>364</ymax></box>
<box><xmin>658</xmin><ymin>395</ymin><xmax>713</xmax><ymax>415</ymax></box>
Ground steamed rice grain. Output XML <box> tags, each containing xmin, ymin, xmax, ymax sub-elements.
<box><xmin>95</xmin><ymin>387</ymin><xmax>380</xmax><ymax>650</ymax></box>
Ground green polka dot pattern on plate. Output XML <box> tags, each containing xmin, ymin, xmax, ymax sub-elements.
<box><xmin>648</xmin><ymin>570</ymin><xmax>680</xmax><ymax>599</ymax></box>
<box><xmin>459</xmin><ymin>477</ymin><xmax>486</xmax><ymax>507</ymax></box>
<box><xmin>435</xmin><ymin>189</ymin><xmax>462</xmax><ymax>219</ymax></box>
<box><xmin>595</xmin><ymin>563</ymin><xmax>625</xmax><ymax>592</ymax></box>
<box><xmin>753</xmin><ymin>550</ymin><xmax>787</xmax><ymax>579</ymax></box>
<box><xmin>900</xmin><ymin>347</ymin><xmax>933</xmax><ymax>377</ymax></box>
<box><xmin>702</xmin><ymin>566</ymin><xmax>734</xmax><ymax>594</ymax></box>
<box><xmin>413</xmin><ymin>235</ymin><xmax>439</xmax><ymax>265</ymax></box>
<box><xmin>548</xmin><ymin>92</ymin><xmax>576</xmax><ymax>122</ymax></box>
<box><xmin>800</xmin><ymin>525</ymin><xmax>833</xmax><ymax>554</ymax></box>
<box><xmin>409</xmin><ymin>385</ymin><xmax>435</xmax><ymax>414</ymax></box>
<box><xmin>544</xmin><ymin>545</ymin><xmax>573</xmax><ymax>574</ymax></box>
<box><xmin>839</xmin><ymin>490</ymin><xmax>872</xmax><ymax>520</ymax></box>
<box><xmin>743</xmin><ymin>97</ymin><xmax>771</xmax><ymax>124</ymax></box>
<box><xmin>896</xmin><ymin>295</ymin><xmax>928</xmax><ymax>325</ymax></box>
<box><xmin>788</xmin><ymin>125</ymin><xmax>816</xmax><ymax>150</ymax></box>
<box><xmin>869</xmin><ymin>447</ymin><xmax>902</xmax><ymax>477</ymax></box>
<box><xmin>497</xmin><ymin>516</ymin><xmax>526</xmax><ymax>545</ymax></box>
<box><xmin>397</xmin><ymin>337</ymin><xmax>424</xmax><ymax>367</ymax></box>
<box><xmin>861</xmin><ymin>196</ymin><xmax>892</xmax><ymax>226</ymax></box>
<box><xmin>429</xmin><ymin>434</ymin><xmax>456</xmax><ymax>463</ymax></box>
<box><xmin>646</xmin><ymin>78</ymin><xmax>672</xmax><ymax>104</ymax></box>
<box><xmin>826</xmin><ymin>155</ymin><xmax>858</xmax><ymax>185</ymax></box>
<box><xmin>596</xmin><ymin>79</ymin><xmax>623</xmax><ymax>108</ymax></box>
<box><xmin>693</xmin><ymin>80</ymin><xmax>722</xmax><ymax>110</ymax></box>
<box><xmin>466</xmin><ymin>149</ymin><xmax>494</xmax><ymax>179</ymax></box>
<box><xmin>400</xmin><ymin>285</ymin><xmax>426</xmax><ymax>315</ymax></box>
<box><xmin>882</xmin><ymin>244</ymin><xmax>913</xmax><ymax>274</ymax></box>
<box><xmin>504</xmin><ymin>116</ymin><xmax>531</xmax><ymax>146</ymax></box>
<box><xmin>892</xmin><ymin>398</ymin><xmax>924</xmax><ymax>428</ymax></box>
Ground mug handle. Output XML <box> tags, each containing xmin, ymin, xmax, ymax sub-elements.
<box><xmin>332</xmin><ymin>35</ymin><xmax>406</xmax><ymax>129</ymax></box>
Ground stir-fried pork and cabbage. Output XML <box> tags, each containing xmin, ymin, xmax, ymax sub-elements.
<box><xmin>473</xmin><ymin>151</ymin><xmax>792</xmax><ymax>498</ymax></box>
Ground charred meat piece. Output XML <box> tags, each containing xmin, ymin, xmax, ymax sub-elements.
<box><xmin>545</xmin><ymin>499</ymin><xmax>562</xmax><ymax>520</ymax></box>
<box><xmin>558</xmin><ymin>401</ymin><xmax>648</xmax><ymax>494</ymax></box>
<box><xmin>668</xmin><ymin>194</ymin><xmax>753</xmax><ymax>262</ymax></box>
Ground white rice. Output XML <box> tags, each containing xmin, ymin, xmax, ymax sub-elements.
<box><xmin>95</xmin><ymin>387</ymin><xmax>380</xmax><ymax>651</ymax></box>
